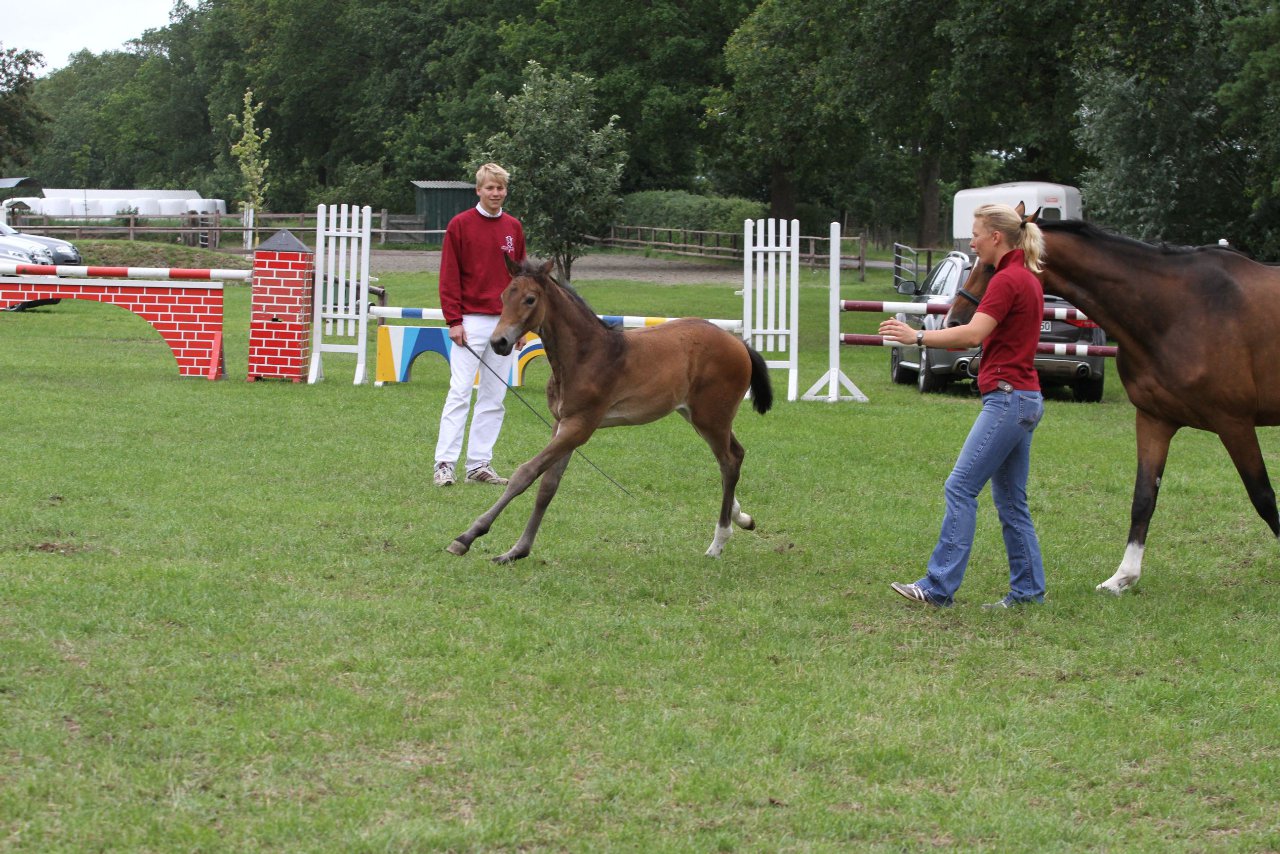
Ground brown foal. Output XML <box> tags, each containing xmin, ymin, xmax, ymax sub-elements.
<box><xmin>446</xmin><ymin>258</ymin><xmax>773</xmax><ymax>563</ymax></box>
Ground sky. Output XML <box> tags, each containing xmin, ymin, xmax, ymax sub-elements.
<box><xmin>5</xmin><ymin>0</ymin><xmax>193</xmax><ymax>74</ymax></box>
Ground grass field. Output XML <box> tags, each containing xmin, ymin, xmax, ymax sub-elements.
<box><xmin>2</xmin><ymin>245</ymin><xmax>1278</xmax><ymax>851</ymax></box>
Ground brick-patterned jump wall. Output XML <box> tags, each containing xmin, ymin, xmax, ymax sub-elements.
<box><xmin>247</xmin><ymin>231</ymin><xmax>315</xmax><ymax>382</ymax></box>
<box><xmin>0</xmin><ymin>275</ymin><xmax>225</xmax><ymax>379</ymax></box>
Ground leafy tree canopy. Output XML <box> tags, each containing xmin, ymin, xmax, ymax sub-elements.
<box><xmin>473</xmin><ymin>61</ymin><xmax>627</xmax><ymax>282</ymax></box>
<box><xmin>0</xmin><ymin>44</ymin><xmax>50</xmax><ymax>172</ymax></box>
<box><xmin>8</xmin><ymin>0</ymin><xmax>1280</xmax><ymax>255</ymax></box>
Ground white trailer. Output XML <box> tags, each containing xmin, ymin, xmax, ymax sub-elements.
<box><xmin>952</xmin><ymin>182</ymin><xmax>1082</xmax><ymax>252</ymax></box>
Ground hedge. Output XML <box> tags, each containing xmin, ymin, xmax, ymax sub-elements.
<box><xmin>617</xmin><ymin>191</ymin><xmax>766</xmax><ymax>235</ymax></box>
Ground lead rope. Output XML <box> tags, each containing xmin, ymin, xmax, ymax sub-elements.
<box><xmin>462</xmin><ymin>341</ymin><xmax>634</xmax><ymax>498</ymax></box>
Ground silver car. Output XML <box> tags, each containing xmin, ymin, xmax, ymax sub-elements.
<box><xmin>0</xmin><ymin>225</ymin><xmax>69</xmax><ymax>311</ymax></box>
<box><xmin>0</xmin><ymin>222</ymin><xmax>79</xmax><ymax>264</ymax></box>
<box><xmin>890</xmin><ymin>250</ymin><xmax>1107</xmax><ymax>402</ymax></box>
<box><xmin>0</xmin><ymin>233</ymin><xmax>52</xmax><ymax>265</ymax></box>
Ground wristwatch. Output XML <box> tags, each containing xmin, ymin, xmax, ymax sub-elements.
<box><xmin>916</xmin><ymin>330</ymin><xmax>925</xmax><ymax>346</ymax></box>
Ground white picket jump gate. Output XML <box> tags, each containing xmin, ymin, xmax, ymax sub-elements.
<box><xmin>743</xmin><ymin>218</ymin><xmax>803</xmax><ymax>401</ymax></box>
<box><xmin>307</xmin><ymin>204</ymin><xmax>372</xmax><ymax>384</ymax></box>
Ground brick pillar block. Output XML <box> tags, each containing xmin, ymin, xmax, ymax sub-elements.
<box><xmin>247</xmin><ymin>230</ymin><xmax>314</xmax><ymax>382</ymax></box>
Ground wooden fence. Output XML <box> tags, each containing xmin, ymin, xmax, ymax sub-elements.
<box><xmin>6</xmin><ymin>210</ymin><xmax>430</xmax><ymax>249</ymax></box>
<box><xmin>7</xmin><ymin>213</ymin><xmax>869</xmax><ymax>277</ymax></box>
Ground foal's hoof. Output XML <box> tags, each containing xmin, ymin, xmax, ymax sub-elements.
<box><xmin>445</xmin><ymin>540</ymin><xmax>470</xmax><ymax>556</ymax></box>
<box><xmin>1094</xmin><ymin>580</ymin><xmax>1128</xmax><ymax>596</ymax></box>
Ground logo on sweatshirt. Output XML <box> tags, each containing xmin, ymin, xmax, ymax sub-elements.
<box><xmin>502</xmin><ymin>235</ymin><xmax>515</xmax><ymax>255</ymax></box>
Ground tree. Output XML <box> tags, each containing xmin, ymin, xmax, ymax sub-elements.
<box><xmin>474</xmin><ymin>61</ymin><xmax>627</xmax><ymax>282</ymax></box>
<box><xmin>227</xmin><ymin>89</ymin><xmax>272</xmax><ymax>213</ymax></box>
<box><xmin>370</xmin><ymin>0</ymin><xmax>531</xmax><ymax>210</ymax></box>
<box><xmin>1218</xmin><ymin>0</ymin><xmax>1280</xmax><ymax>256</ymax></box>
<box><xmin>28</xmin><ymin>3</ymin><xmax>217</xmax><ymax>193</ymax></box>
<box><xmin>28</xmin><ymin>51</ymin><xmax>152</xmax><ymax>188</ymax></box>
<box><xmin>1073</xmin><ymin>0</ymin><xmax>1250</xmax><ymax>245</ymax></box>
<box><xmin>0</xmin><ymin>44</ymin><xmax>50</xmax><ymax>172</ymax></box>
<box><xmin>847</xmin><ymin>0</ymin><xmax>958</xmax><ymax>247</ymax></box>
<box><xmin>499</xmin><ymin>0</ymin><xmax>754</xmax><ymax>192</ymax></box>
<box><xmin>936</xmin><ymin>0</ymin><xmax>1089</xmax><ymax>185</ymax></box>
<box><xmin>708</xmin><ymin>0</ymin><xmax>866</xmax><ymax>221</ymax></box>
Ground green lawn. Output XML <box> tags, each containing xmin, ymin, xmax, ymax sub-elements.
<box><xmin>1</xmin><ymin>251</ymin><xmax>1278</xmax><ymax>851</ymax></box>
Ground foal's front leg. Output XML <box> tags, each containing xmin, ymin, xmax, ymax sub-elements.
<box><xmin>446</xmin><ymin>419</ymin><xmax>589</xmax><ymax>558</ymax></box>
<box><xmin>494</xmin><ymin>450</ymin><xmax>573</xmax><ymax>564</ymax></box>
<box><xmin>445</xmin><ymin>460</ymin><xmax>544</xmax><ymax>556</ymax></box>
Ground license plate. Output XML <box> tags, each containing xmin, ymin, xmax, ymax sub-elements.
<box><xmin>1041</xmin><ymin>321</ymin><xmax>1052</xmax><ymax>332</ymax></box>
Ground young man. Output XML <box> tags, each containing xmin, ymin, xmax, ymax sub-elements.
<box><xmin>433</xmin><ymin>163</ymin><xmax>526</xmax><ymax>487</ymax></box>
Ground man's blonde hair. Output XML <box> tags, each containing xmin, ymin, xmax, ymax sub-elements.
<box><xmin>475</xmin><ymin>162</ymin><xmax>510</xmax><ymax>187</ymax></box>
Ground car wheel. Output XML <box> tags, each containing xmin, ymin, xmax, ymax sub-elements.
<box><xmin>890</xmin><ymin>347</ymin><xmax>916</xmax><ymax>385</ymax></box>
<box><xmin>917</xmin><ymin>349</ymin><xmax>948</xmax><ymax>393</ymax></box>
<box><xmin>1072</xmin><ymin>374</ymin><xmax>1104</xmax><ymax>403</ymax></box>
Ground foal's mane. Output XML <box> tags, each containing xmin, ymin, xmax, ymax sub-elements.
<box><xmin>512</xmin><ymin>257</ymin><xmax>616</xmax><ymax>332</ymax></box>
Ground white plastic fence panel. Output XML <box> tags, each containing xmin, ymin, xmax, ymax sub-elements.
<box><xmin>742</xmin><ymin>218</ymin><xmax>800</xmax><ymax>401</ymax></box>
<box><xmin>308</xmin><ymin>203</ymin><xmax>372</xmax><ymax>384</ymax></box>
<box><xmin>241</xmin><ymin>206</ymin><xmax>255</xmax><ymax>251</ymax></box>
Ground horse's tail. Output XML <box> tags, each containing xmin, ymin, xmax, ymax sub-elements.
<box><xmin>744</xmin><ymin>342</ymin><xmax>773</xmax><ymax>414</ymax></box>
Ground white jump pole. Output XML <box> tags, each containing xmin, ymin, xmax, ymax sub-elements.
<box><xmin>801</xmin><ymin>222</ymin><xmax>866</xmax><ymax>402</ymax></box>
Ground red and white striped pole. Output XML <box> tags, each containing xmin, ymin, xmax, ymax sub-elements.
<box><xmin>0</xmin><ymin>263</ymin><xmax>250</xmax><ymax>281</ymax></box>
<box><xmin>840</xmin><ymin>299</ymin><xmax>1092</xmax><ymax>323</ymax></box>
<box><xmin>840</xmin><ymin>333</ymin><xmax>1117</xmax><ymax>358</ymax></box>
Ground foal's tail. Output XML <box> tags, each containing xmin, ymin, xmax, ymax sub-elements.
<box><xmin>744</xmin><ymin>342</ymin><xmax>773</xmax><ymax>414</ymax></box>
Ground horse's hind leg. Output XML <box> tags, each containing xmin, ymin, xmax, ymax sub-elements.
<box><xmin>1098</xmin><ymin>412</ymin><xmax>1176</xmax><ymax>595</ymax></box>
<box><xmin>726</xmin><ymin>433</ymin><xmax>755</xmax><ymax>529</ymax></box>
<box><xmin>689</xmin><ymin>416</ymin><xmax>750</xmax><ymax>557</ymax></box>
<box><xmin>494</xmin><ymin>451</ymin><xmax>572</xmax><ymax>564</ymax></box>
<box><xmin>1217</xmin><ymin>423</ymin><xmax>1280</xmax><ymax>537</ymax></box>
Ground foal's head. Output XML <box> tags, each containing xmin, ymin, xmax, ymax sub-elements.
<box><xmin>491</xmin><ymin>256</ymin><xmax>556</xmax><ymax>356</ymax></box>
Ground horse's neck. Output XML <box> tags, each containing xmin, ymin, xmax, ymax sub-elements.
<box><xmin>1044</xmin><ymin>235</ymin><xmax>1173</xmax><ymax>348</ymax></box>
<box><xmin>538</xmin><ymin>284</ymin><xmax>615</xmax><ymax>375</ymax></box>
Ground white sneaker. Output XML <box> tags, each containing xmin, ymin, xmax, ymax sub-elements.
<box><xmin>890</xmin><ymin>581</ymin><xmax>940</xmax><ymax>607</ymax></box>
<box><xmin>465</xmin><ymin>464</ymin><xmax>508</xmax><ymax>485</ymax></box>
<box><xmin>433</xmin><ymin>461</ymin><xmax>456</xmax><ymax>487</ymax></box>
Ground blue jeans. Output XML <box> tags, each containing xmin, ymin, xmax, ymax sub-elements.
<box><xmin>916</xmin><ymin>390</ymin><xmax>1046</xmax><ymax>606</ymax></box>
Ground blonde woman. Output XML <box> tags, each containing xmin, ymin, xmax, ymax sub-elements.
<box><xmin>878</xmin><ymin>203</ymin><xmax>1047</xmax><ymax>608</ymax></box>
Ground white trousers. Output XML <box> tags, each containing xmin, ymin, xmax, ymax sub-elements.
<box><xmin>434</xmin><ymin>314</ymin><xmax>512</xmax><ymax>470</ymax></box>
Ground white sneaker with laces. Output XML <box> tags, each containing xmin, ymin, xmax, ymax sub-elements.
<box><xmin>890</xmin><ymin>581</ymin><xmax>939</xmax><ymax>607</ymax></box>
<box><xmin>433</xmin><ymin>461</ymin><xmax>456</xmax><ymax>487</ymax></box>
<box><xmin>465</xmin><ymin>464</ymin><xmax>508</xmax><ymax>486</ymax></box>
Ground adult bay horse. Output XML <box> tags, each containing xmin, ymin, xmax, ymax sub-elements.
<box><xmin>446</xmin><ymin>257</ymin><xmax>773</xmax><ymax>563</ymax></box>
<box><xmin>945</xmin><ymin>217</ymin><xmax>1280</xmax><ymax>594</ymax></box>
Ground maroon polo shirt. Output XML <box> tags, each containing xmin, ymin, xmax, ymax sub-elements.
<box><xmin>976</xmin><ymin>248</ymin><xmax>1043</xmax><ymax>393</ymax></box>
